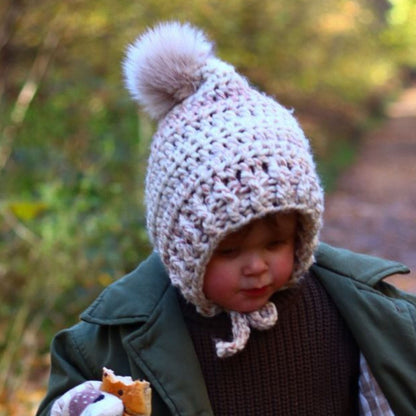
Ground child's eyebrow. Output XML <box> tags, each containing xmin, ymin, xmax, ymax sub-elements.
<box><xmin>218</xmin><ymin>226</ymin><xmax>251</xmax><ymax>245</ymax></box>
<box><xmin>269</xmin><ymin>222</ymin><xmax>289</xmax><ymax>233</ymax></box>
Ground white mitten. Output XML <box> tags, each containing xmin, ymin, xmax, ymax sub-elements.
<box><xmin>51</xmin><ymin>380</ymin><xmax>124</xmax><ymax>416</ymax></box>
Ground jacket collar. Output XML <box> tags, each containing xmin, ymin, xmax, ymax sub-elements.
<box><xmin>81</xmin><ymin>252</ymin><xmax>214</xmax><ymax>415</ymax></box>
<box><xmin>122</xmin><ymin>282</ymin><xmax>213</xmax><ymax>415</ymax></box>
<box><xmin>81</xmin><ymin>252</ymin><xmax>171</xmax><ymax>325</ymax></box>
<box><xmin>313</xmin><ymin>243</ymin><xmax>409</xmax><ymax>285</ymax></box>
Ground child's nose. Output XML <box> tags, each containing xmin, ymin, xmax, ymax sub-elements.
<box><xmin>242</xmin><ymin>252</ymin><xmax>268</xmax><ymax>276</ymax></box>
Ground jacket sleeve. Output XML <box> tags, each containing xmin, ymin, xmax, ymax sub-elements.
<box><xmin>36</xmin><ymin>323</ymin><xmax>101</xmax><ymax>416</ymax></box>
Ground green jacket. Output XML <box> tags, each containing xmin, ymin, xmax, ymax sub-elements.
<box><xmin>37</xmin><ymin>243</ymin><xmax>416</xmax><ymax>416</ymax></box>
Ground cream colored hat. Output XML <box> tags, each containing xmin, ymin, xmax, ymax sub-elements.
<box><xmin>123</xmin><ymin>21</ymin><xmax>324</xmax><ymax>357</ymax></box>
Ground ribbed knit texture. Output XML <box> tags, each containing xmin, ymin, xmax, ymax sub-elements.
<box><xmin>179</xmin><ymin>272</ymin><xmax>360</xmax><ymax>415</ymax></box>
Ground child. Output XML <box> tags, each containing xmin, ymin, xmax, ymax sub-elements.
<box><xmin>37</xmin><ymin>21</ymin><xmax>416</xmax><ymax>416</ymax></box>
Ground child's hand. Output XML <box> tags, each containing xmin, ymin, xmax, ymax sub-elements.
<box><xmin>50</xmin><ymin>380</ymin><xmax>124</xmax><ymax>416</ymax></box>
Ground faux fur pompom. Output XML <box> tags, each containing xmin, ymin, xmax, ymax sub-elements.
<box><xmin>123</xmin><ymin>21</ymin><xmax>214</xmax><ymax>120</ymax></box>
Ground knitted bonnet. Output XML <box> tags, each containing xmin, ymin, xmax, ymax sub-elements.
<box><xmin>123</xmin><ymin>21</ymin><xmax>324</xmax><ymax>358</ymax></box>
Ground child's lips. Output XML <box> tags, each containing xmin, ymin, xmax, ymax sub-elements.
<box><xmin>241</xmin><ymin>285</ymin><xmax>270</xmax><ymax>297</ymax></box>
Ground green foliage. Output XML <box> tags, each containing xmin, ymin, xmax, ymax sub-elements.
<box><xmin>384</xmin><ymin>0</ymin><xmax>416</xmax><ymax>66</ymax></box>
<box><xmin>1</xmin><ymin>0</ymin><xmax>415</xmax><ymax>407</ymax></box>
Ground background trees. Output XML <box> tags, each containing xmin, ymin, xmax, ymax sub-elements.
<box><xmin>1</xmin><ymin>0</ymin><xmax>415</xmax><ymax>413</ymax></box>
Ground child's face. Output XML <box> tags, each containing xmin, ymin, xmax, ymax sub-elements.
<box><xmin>203</xmin><ymin>212</ymin><xmax>297</xmax><ymax>313</ymax></box>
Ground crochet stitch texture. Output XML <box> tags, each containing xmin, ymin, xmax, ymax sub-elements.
<box><xmin>123</xmin><ymin>21</ymin><xmax>324</xmax><ymax>357</ymax></box>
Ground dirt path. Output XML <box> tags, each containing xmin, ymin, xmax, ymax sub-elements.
<box><xmin>321</xmin><ymin>85</ymin><xmax>416</xmax><ymax>293</ymax></box>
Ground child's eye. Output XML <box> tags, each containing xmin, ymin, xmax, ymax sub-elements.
<box><xmin>216</xmin><ymin>247</ymin><xmax>240</xmax><ymax>258</ymax></box>
<box><xmin>267</xmin><ymin>240</ymin><xmax>285</xmax><ymax>249</ymax></box>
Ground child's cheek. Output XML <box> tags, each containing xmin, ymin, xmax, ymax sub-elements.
<box><xmin>203</xmin><ymin>259</ymin><xmax>236</xmax><ymax>300</ymax></box>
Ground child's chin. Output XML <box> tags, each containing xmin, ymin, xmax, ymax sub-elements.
<box><xmin>232</xmin><ymin>300</ymin><xmax>270</xmax><ymax>313</ymax></box>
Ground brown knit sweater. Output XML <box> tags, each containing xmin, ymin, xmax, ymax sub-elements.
<box><xmin>178</xmin><ymin>272</ymin><xmax>360</xmax><ymax>415</ymax></box>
